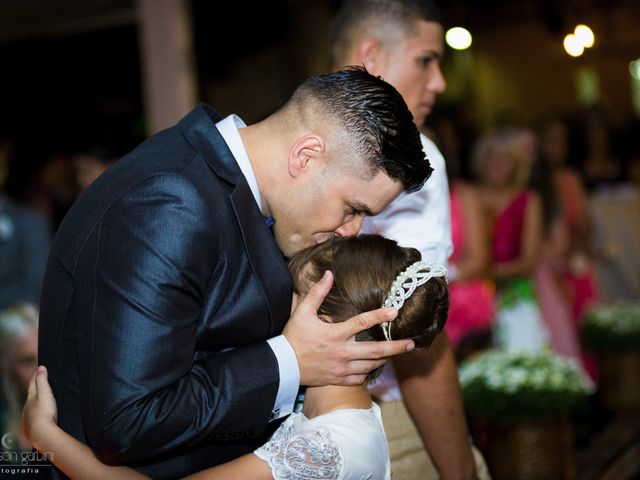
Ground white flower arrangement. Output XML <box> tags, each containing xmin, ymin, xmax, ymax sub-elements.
<box><xmin>458</xmin><ymin>349</ymin><xmax>593</xmax><ymax>422</ymax></box>
<box><xmin>581</xmin><ymin>302</ymin><xmax>640</xmax><ymax>351</ymax></box>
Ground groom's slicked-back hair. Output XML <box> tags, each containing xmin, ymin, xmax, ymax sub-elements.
<box><xmin>286</xmin><ymin>66</ymin><xmax>431</xmax><ymax>193</ymax></box>
<box><xmin>330</xmin><ymin>0</ymin><xmax>443</xmax><ymax>68</ymax></box>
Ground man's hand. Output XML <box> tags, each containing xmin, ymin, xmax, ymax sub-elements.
<box><xmin>22</xmin><ymin>366</ymin><xmax>58</xmax><ymax>452</ymax></box>
<box><xmin>283</xmin><ymin>270</ymin><xmax>415</xmax><ymax>386</ymax></box>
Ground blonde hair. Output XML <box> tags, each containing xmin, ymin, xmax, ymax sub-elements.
<box><xmin>470</xmin><ymin>128</ymin><xmax>533</xmax><ymax>188</ymax></box>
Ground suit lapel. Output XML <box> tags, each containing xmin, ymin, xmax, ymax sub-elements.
<box><xmin>230</xmin><ymin>181</ymin><xmax>293</xmax><ymax>335</ymax></box>
<box><xmin>180</xmin><ymin>104</ymin><xmax>293</xmax><ymax>335</ymax></box>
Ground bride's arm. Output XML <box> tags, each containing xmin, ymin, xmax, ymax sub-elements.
<box><xmin>182</xmin><ymin>453</ymin><xmax>272</xmax><ymax>480</ymax></box>
<box><xmin>23</xmin><ymin>367</ymin><xmax>148</xmax><ymax>480</ymax></box>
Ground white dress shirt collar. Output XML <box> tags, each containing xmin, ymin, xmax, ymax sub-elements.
<box><xmin>215</xmin><ymin>114</ymin><xmax>264</xmax><ymax>214</ymax></box>
<box><xmin>215</xmin><ymin>115</ymin><xmax>298</xmax><ymax>419</ymax></box>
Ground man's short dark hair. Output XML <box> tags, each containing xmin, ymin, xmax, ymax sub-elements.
<box><xmin>330</xmin><ymin>0</ymin><xmax>443</xmax><ymax>67</ymax></box>
<box><xmin>290</xmin><ymin>66</ymin><xmax>431</xmax><ymax>193</ymax></box>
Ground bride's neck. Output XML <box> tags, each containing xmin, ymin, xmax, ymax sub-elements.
<box><xmin>302</xmin><ymin>383</ymin><xmax>372</xmax><ymax>419</ymax></box>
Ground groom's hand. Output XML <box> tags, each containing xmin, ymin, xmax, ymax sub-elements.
<box><xmin>283</xmin><ymin>270</ymin><xmax>415</xmax><ymax>386</ymax></box>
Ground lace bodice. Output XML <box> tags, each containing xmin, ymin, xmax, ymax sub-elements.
<box><xmin>255</xmin><ymin>403</ymin><xmax>390</xmax><ymax>480</ymax></box>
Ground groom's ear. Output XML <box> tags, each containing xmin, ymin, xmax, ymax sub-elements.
<box><xmin>288</xmin><ymin>134</ymin><xmax>326</xmax><ymax>178</ymax></box>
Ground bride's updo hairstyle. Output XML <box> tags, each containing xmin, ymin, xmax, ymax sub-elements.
<box><xmin>288</xmin><ymin>234</ymin><xmax>448</xmax><ymax>348</ymax></box>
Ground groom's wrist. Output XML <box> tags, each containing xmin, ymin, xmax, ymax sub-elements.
<box><xmin>267</xmin><ymin>335</ymin><xmax>300</xmax><ymax>420</ymax></box>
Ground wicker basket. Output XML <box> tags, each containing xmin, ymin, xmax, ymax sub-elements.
<box><xmin>473</xmin><ymin>417</ymin><xmax>575</xmax><ymax>480</ymax></box>
<box><xmin>597</xmin><ymin>350</ymin><xmax>640</xmax><ymax>412</ymax></box>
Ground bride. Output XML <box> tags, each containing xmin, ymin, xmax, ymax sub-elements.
<box><xmin>23</xmin><ymin>234</ymin><xmax>448</xmax><ymax>480</ymax></box>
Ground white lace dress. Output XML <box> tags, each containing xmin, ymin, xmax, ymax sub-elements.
<box><xmin>254</xmin><ymin>403</ymin><xmax>390</xmax><ymax>480</ymax></box>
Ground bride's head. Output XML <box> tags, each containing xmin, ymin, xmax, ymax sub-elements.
<box><xmin>288</xmin><ymin>234</ymin><xmax>448</xmax><ymax>348</ymax></box>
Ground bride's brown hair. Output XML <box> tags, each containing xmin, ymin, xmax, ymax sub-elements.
<box><xmin>288</xmin><ymin>234</ymin><xmax>448</xmax><ymax>348</ymax></box>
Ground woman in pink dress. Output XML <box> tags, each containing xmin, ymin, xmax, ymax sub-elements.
<box><xmin>538</xmin><ymin>119</ymin><xmax>599</xmax><ymax>377</ymax></box>
<box><xmin>540</xmin><ymin>119</ymin><xmax>599</xmax><ymax>323</ymax></box>
<box><xmin>471</xmin><ymin>128</ymin><xmax>549</xmax><ymax>351</ymax></box>
<box><xmin>445</xmin><ymin>179</ymin><xmax>495</xmax><ymax>353</ymax></box>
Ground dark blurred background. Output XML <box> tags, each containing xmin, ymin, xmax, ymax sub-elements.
<box><xmin>2</xmin><ymin>3</ymin><xmax>640</xmax><ymax>478</ymax></box>
<box><xmin>1</xmin><ymin>0</ymin><xmax>639</xmax><ymax>200</ymax></box>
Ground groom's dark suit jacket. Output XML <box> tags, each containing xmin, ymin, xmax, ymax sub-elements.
<box><xmin>39</xmin><ymin>104</ymin><xmax>294</xmax><ymax>479</ymax></box>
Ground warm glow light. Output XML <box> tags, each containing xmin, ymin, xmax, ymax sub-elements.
<box><xmin>630</xmin><ymin>60</ymin><xmax>640</xmax><ymax>80</ymax></box>
<box><xmin>632</xmin><ymin>73</ymin><xmax>640</xmax><ymax>117</ymax></box>
<box><xmin>564</xmin><ymin>34</ymin><xmax>584</xmax><ymax>57</ymax></box>
<box><xmin>574</xmin><ymin>24</ymin><xmax>595</xmax><ymax>48</ymax></box>
<box><xmin>445</xmin><ymin>27</ymin><xmax>472</xmax><ymax>50</ymax></box>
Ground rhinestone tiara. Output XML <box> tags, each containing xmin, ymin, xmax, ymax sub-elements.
<box><xmin>381</xmin><ymin>261</ymin><xmax>448</xmax><ymax>341</ymax></box>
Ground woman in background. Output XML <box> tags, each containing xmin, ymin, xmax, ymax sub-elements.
<box><xmin>540</xmin><ymin>118</ymin><xmax>599</xmax><ymax>323</ymax></box>
<box><xmin>537</xmin><ymin>118</ymin><xmax>598</xmax><ymax>377</ymax></box>
<box><xmin>471</xmin><ymin>128</ymin><xmax>548</xmax><ymax>351</ymax></box>
<box><xmin>444</xmin><ymin>144</ymin><xmax>495</xmax><ymax>359</ymax></box>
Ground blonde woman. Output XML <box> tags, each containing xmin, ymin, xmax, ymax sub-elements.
<box><xmin>471</xmin><ymin>128</ymin><xmax>548</xmax><ymax>351</ymax></box>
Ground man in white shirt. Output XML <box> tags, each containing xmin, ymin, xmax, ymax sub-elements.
<box><xmin>330</xmin><ymin>1</ymin><xmax>489</xmax><ymax>479</ymax></box>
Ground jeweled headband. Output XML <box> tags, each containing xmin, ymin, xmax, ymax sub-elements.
<box><xmin>381</xmin><ymin>261</ymin><xmax>448</xmax><ymax>341</ymax></box>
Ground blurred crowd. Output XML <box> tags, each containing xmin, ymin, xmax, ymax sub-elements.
<box><xmin>1</xmin><ymin>102</ymin><xmax>640</xmax><ymax>456</ymax></box>
<box><xmin>427</xmin><ymin>106</ymin><xmax>640</xmax><ymax>377</ymax></box>
<box><xmin>0</xmin><ymin>140</ymin><xmax>116</xmax><ymax>452</ymax></box>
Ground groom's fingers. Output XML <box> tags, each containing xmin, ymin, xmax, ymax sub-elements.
<box><xmin>338</xmin><ymin>307</ymin><xmax>400</xmax><ymax>339</ymax></box>
<box><xmin>343</xmin><ymin>359</ymin><xmax>386</xmax><ymax>375</ymax></box>
<box><xmin>297</xmin><ymin>270</ymin><xmax>333</xmax><ymax>314</ymax></box>
<box><xmin>340</xmin><ymin>374</ymin><xmax>369</xmax><ymax>386</ymax></box>
<box><xmin>347</xmin><ymin>338</ymin><xmax>415</xmax><ymax>362</ymax></box>
<box><xmin>333</xmin><ymin>360</ymin><xmax>389</xmax><ymax>386</ymax></box>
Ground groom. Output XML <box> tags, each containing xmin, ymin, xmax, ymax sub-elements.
<box><xmin>38</xmin><ymin>67</ymin><xmax>430</xmax><ymax>479</ymax></box>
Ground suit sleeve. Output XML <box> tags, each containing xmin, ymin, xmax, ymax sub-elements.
<box><xmin>75</xmin><ymin>174</ymin><xmax>280</xmax><ymax>463</ymax></box>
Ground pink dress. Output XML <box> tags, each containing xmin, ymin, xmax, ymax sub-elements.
<box><xmin>555</xmin><ymin>170</ymin><xmax>599</xmax><ymax>323</ymax></box>
<box><xmin>444</xmin><ymin>186</ymin><xmax>495</xmax><ymax>349</ymax></box>
<box><xmin>533</xmin><ymin>170</ymin><xmax>598</xmax><ymax>378</ymax></box>
<box><xmin>534</xmin><ymin>259</ymin><xmax>584</xmax><ymax>365</ymax></box>
<box><xmin>492</xmin><ymin>191</ymin><xmax>549</xmax><ymax>351</ymax></box>
<box><xmin>492</xmin><ymin>191</ymin><xmax>528</xmax><ymax>265</ymax></box>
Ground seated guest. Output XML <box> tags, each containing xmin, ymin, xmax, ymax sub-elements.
<box><xmin>24</xmin><ymin>235</ymin><xmax>448</xmax><ymax>480</ymax></box>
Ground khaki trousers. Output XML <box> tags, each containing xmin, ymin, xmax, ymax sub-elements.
<box><xmin>380</xmin><ymin>400</ymin><xmax>492</xmax><ymax>480</ymax></box>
